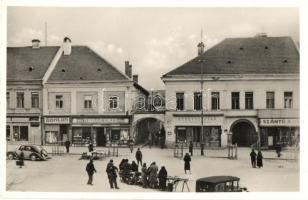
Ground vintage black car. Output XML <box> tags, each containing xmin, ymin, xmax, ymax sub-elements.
<box><xmin>196</xmin><ymin>176</ymin><xmax>247</xmax><ymax>192</ymax></box>
<box><xmin>7</xmin><ymin>145</ymin><xmax>50</xmax><ymax>161</ymax></box>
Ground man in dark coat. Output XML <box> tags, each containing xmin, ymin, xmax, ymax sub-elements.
<box><xmin>160</xmin><ymin>126</ymin><xmax>166</xmax><ymax>149</ymax></box>
<box><xmin>158</xmin><ymin>166</ymin><xmax>168</xmax><ymax>191</ymax></box>
<box><xmin>18</xmin><ymin>151</ymin><xmax>25</xmax><ymax>168</ymax></box>
<box><xmin>183</xmin><ymin>153</ymin><xmax>191</xmax><ymax>174</ymax></box>
<box><xmin>106</xmin><ymin>160</ymin><xmax>119</xmax><ymax>189</ymax></box>
<box><xmin>122</xmin><ymin>159</ymin><xmax>132</xmax><ymax>183</ymax></box>
<box><xmin>86</xmin><ymin>159</ymin><xmax>96</xmax><ymax>185</ymax></box>
<box><xmin>250</xmin><ymin>149</ymin><xmax>257</xmax><ymax>168</ymax></box>
<box><xmin>65</xmin><ymin>140</ymin><xmax>70</xmax><ymax>153</ymax></box>
<box><xmin>88</xmin><ymin>142</ymin><xmax>94</xmax><ymax>152</ymax></box>
<box><xmin>200</xmin><ymin>142</ymin><xmax>205</xmax><ymax>156</ymax></box>
<box><xmin>189</xmin><ymin>141</ymin><xmax>193</xmax><ymax>156</ymax></box>
<box><xmin>257</xmin><ymin>151</ymin><xmax>263</xmax><ymax>168</ymax></box>
<box><xmin>135</xmin><ymin>148</ymin><xmax>143</xmax><ymax>166</ymax></box>
<box><xmin>131</xmin><ymin>161</ymin><xmax>139</xmax><ymax>172</ymax></box>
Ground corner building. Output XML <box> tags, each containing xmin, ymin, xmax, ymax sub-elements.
<box><xmin>161</xmin><ymin>36</ymin><xmax>299</xmax><ymax>149</ymax></box>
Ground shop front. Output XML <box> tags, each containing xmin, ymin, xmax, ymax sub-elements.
<box><xmin>7</xmin><ymin>116</ymin><xmax>41</xmax><ymax>144</ymax></box>
<box><xmin>71</xmin><ymin>117</ymin><xmax>131</xmax><ymax>146</ymax></box>
<box><xmin>259</xmin><ymin>118</ymin><xmax>300</xmax><ymax>149</ymax></box>
<box><xmin>173</xmin><ymin>114</ymin><xmax>223</xmax><ymax>147</ymax></box>
<box><xmin>44</xmin><ymin>117</ymin><xmax>71</xmax><ymax>145</ymax></box>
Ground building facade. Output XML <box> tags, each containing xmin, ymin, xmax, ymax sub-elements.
<box><xmin>161</xmin><ymin>36</ymin><xmax>299</xmax><ymax>149</ymax></box>
<box><xmin>6</xmin><ymin>42</ymin><xmax>59</xmax><ymax>144</ymax></box>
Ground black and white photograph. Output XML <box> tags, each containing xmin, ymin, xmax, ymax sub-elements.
<box><xmin>0</xmin><ymin>0</ymin><xmax>307</xmax><ymax>200</ymax></box>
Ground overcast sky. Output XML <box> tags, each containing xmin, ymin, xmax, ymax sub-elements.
<box><xmin>7</xmin><ymin>7</ymin><xmax>299</xmax><ymax>89</ymax></box>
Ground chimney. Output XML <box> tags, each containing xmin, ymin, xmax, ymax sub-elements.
<box><xmin>32</xmin><ymin>39</ymin><xmax>40</xmax><ymax>49</ymax></box>
<box><xmin>133</xmin><ymin>75</ymin><xmax>138</xmax><ymax>83</ymax></box>
<box><xmin>125</xmin><ymin>61</ymin><xmax>132</xmax><ymax>78</ymax></box>
<box><xmin>63</xmin><ymin>37</ymin><xmax>72</xmax><ymax>55</ymax></box>
<box><xmin>197</xmin><ymin>41</ymin><xmax>205</xmax><ymax>56</ymax></box>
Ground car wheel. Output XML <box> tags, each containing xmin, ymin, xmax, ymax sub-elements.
<box><xmin>30</xmin><ymin>154</ymin><xmax>37</xmax><ymax>161</ymax></box>
<box><xmin>7</xmin><ymin>153</ymin><xmax>14</xmax><ymax>160</ymax></box>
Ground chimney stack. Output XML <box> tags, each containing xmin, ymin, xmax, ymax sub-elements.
<box><xmin>197</xmin><ymin>41</ymin><xmax>205</xmax><ymax>56</ymax></box>
<box><xmin>125</xmin><ymin>61</ymin><xmax>132</xmax><ymax>78</ymax></box>
<box><xmin>63</xmin><ymin>37</ymin><xmax>72</xmax><ymax>55</ymax></box>
<box><xmin>32</xmin><ymin>39</ymin><xmax>40</xmax><ymax>49</ymax></box>
<box><xmin>133</xmin><ymin>75</ymin><xmax>138</xmax><ymax>83</ymax></box>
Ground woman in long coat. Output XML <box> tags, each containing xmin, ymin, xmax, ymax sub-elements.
<box><xmin>183</xmin><ymin>153</ymin><xmax>191</xmax><ymax>174</ymax></box>
<box><xmin>141</xmin><ymin>163</ymin><xmax>148</xmax><ymax>188</ymax></box>
<box><xmin>257</xmin><ymin>151</ymin><xmax>263</xmax><ymax>168</ymax></box>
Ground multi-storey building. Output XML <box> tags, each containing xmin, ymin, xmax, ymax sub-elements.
<box><xmin>161</xmin><ymin>35</ymin><xmax>299</xmax><ymax>149</ymax></box>
<box><xmin>6</xmin><ymin>39</ymin><xmax>58</xmax><ymax>144</ymax></box>
<box><xmin>42</xmin><ymin>38</ymin><xmax>148</xmax><ymax>146</ymax></box>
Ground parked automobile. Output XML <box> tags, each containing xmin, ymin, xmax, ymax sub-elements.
<box><xmin>196</xmin><ymin>176</ymin><xmax>248</xmax><ymax>192</ymax></box>
<box><xmin>7</xmin><ymin>145</ymin><xmax>50</xmax><ymax>161</ymax></box>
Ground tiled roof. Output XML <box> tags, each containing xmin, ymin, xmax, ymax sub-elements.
<box><xmin>48</xmin><ymin>46</ymin><xmax>129</xmax><ymax>82</ymax></box>
<box><xmin>163</xmin><ymin>36</ymin><xmax>299</xmax><ymax>76</ymax></box>
<box><xmin>7</xmin><ymin>47</ymin><xmax>59</xmax><ymax>80</ymax></box>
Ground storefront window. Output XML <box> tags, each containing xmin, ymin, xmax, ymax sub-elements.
<box><xmin>46</xmin><ymin>131</ymin><xmax>58</xmax><ymax>143</ymax></box>
<box><xmin>13</xmin><ymin>126</ymin><xmax>28</xmax><ymax>141</ymax></box>
<box><xmin>73</xmin><ymin>127</ymin><xmax>92</xmax><ymax>146</ymax></box>
<box><xmin>16</xmin><ymin>92</ymin><xmax>24</xmax><ymax>108</ymax></box>
<box><xmin>176</xmin><ymin>127</ymin><xmax>187</xmax><ymax>142</ymax></box>
<box><xmin>31</xmin><ymin>92</ymin><xmax>39</xmax><ymax>108</ymax></box>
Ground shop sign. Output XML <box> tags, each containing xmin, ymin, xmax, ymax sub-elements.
<box><xmin>72</xmin><ymin>118</ymin><xmax>129</xmax><ymax>124</ymax></box>
<box><xmin>177</xmin><ymin>116</ymin><xmax>221</xmax><ymax>124</ymax></box>
<box><xmin>260</xmin><ymin>118</ymin><xmax>299</xmax><ymax>127</ymax></box>
<box><xmin>45</xmin><ymin>117</ymin><xmax>70</xmax><ymax>124</ymax></box>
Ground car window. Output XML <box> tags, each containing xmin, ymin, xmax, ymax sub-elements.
<box><xmin>25</xmin><ymin>146</ymin><xmax>31</xmax><ymax>151</ymax></box>
<box><xmin>19</xmin><ymin>146</ymin><xmax>25</xmax><ymax>150</ymax></box>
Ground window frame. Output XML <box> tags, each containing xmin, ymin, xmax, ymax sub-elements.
<box><xmin>266</xmin><ymin>91</ymin><xmax>275</xmax><ymax>109</ymax></box>
<box><xmin>109</xmin><ymin>96</ymin><xmax>119</xmax><ymax>110</ymax></box>
<box><xmin>31</xmin><ymin>92</ymin><xmax>40</xmax><ymax>108</ymax></box>
<box><xmin>55</xmin><ymin>95</ymin><xmax>64</xmax><ymax>109</ymax></box>
<box><xmin>84</xmin><ymin>95</ymin><xmax>93</xmax><ymax>109</ymax></box>
<box><xmin>231</xmin><ymin>92</ymin><xmax>240</xmax><ymax>110</ymax></box>
<box><xmin>211</xmin><ymin>92</ymin><xmax>220</xmax><ymax>110</ymax></box>
<box><xmin>245</xmin><ymin>92</ymin><xmax>254</xmax><ymax>110</ymax></box>
<box><xmin>176</xmin><ymin>92</ymin><xmax>185</xmax><ymax>111</ymax></box>
<box><xmin>6</xmin><ymin>91</ymin><xmax>10</xmax><ymax>108</ymax></box>
<box><xmin>16</xmin><ymin>92</ymin><xmax>25</xmax><ymax>108</ymax></box>
<box><xmin>284</xmin><ymin>91</ymin><xmax>293</xmax><ymax>109</ymax></box>
<box><xmin>193</xmin><ymin>92</ymin><xmax>202</xmax><ymax>111</ymax></box>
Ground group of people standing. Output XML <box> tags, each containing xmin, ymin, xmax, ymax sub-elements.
<box><xmin>250</xmin><ymin>149</ymin><xmax>263</xmax><ymax>168</ymax></box>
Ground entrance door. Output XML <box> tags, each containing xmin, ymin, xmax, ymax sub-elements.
<box><xmin>231</xmin><ymin>121</ymin><xmax>256</xmax><ymax>147</ymax></box>
<box><xmin>96</xmin><ymin>127</ymin><xmax>106</xmax><ymax>146</ymax></box>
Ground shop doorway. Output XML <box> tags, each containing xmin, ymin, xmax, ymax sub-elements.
<box><xmin>96</xmin><ymin>127</ymin><xmax>106</xmax><ymax>146</ymax></box>
<box><xmin>231</xmin><ymin>120</ymin><xmax>257</xmax><ymax>147</ymax></box>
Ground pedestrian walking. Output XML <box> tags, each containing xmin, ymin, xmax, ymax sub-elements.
<box><xmin>141</xmin><ymin>163</ymin><xmax>148</xmax><ymax>188</ymax></box>
<box><xmin>135</xmin><ymin>148</ymin><xmax>143</xmax><ymax>166</ymax></box>
<box><xmin>189</xmin><ymin>141</ymin><xmax>193</xmax><ymax>156</ymax></box>
<box><xmin>106</xmin><ymin>160</ymin><xmax>119</xmax><ymax>189</ymax></box>
<box><xmin>257</xmin><ymin>151</ymin><xmax>263</xmax><ymax>168</ymax></box>
<box><xmin>88</xmin><ymin>142</ymin><xmax>94</xmax><ymax>152</ymax></box>
<box><xmin>275</xmin><ymin>143</ymin><xmax>282</xmax><ymax>158</ymax></box>
<box><xmin>18</xmin><ymin>151</ymin><xmax>25</xmax><ymax>168</ymax></box>
<box><xmin>160</xmin><ymin>126</ymin><xmax>166</xmax><ymax>149</ymax></box>
<box><xmin>184</xmin><ymin>153</ymin><xmax>191</xmax><ymax>174</ymax></box>
<box><xmin>200</xmin><ymin>142</ymin><xmax>204</xmax><ymax>156</ymax></box>
<box><xmin>65</xmin><ymin>140</ymin><xmax>70</xmax><ymax>153</ymax></box>
<box><xmin>250</xmin><ymin>149</ymin><xmax>257</xmax><ymax>168</ymax></box>
<box><xmin>148</xmin><ymin>162</ymin><xmax>159</xmax><ymax>188</ymax></box>
<box><xmin>86</xmin><ymin>159</ymin><xmax>96</xmax><ymax>185</ymax></box>
<box><xmin>158</xmin><ymin>166</ymin><xmax>168</xmax><ymax>191</ymax></box>
<box><xmin>128</xmin><ymin>139</ymin><xmax>134</xmax><ymax>153</ymax></box>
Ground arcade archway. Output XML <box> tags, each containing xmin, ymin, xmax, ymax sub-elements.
<box><xmin>133</xmin><ymin>117</ymin><xmax>164</xmax><ymax>145</ymax></box>
<box><xmin>230</xmin><ymin>119</ymin><xmax>257</xmax><ymax>147</ymax></box>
